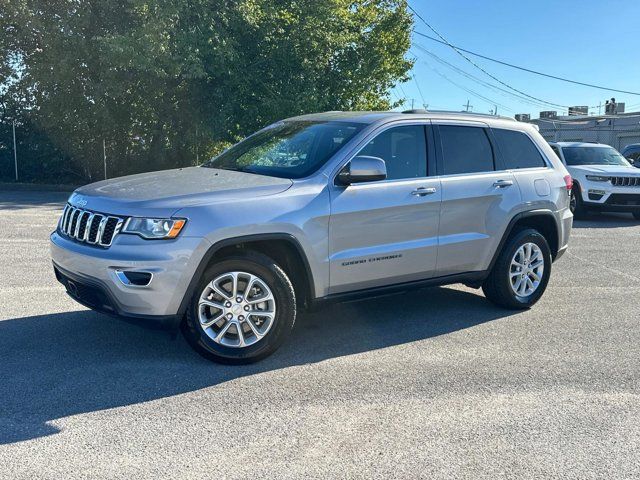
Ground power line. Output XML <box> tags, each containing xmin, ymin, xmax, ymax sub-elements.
<box><xmin>412</xmin><ymin>29</ymin><xmax>640</xmax><ymax>97</ymax></box>
<box><xmin>412</xmin><ymin>74</ymin><xmax>427</xmax><ymax>108</ymax></box>
<box><xmin>412</xmin><ymin>44</ymin><xmax>570</xmax><ymax>111</ymax></box>
<box><xmin>408</xmin><ymin>5</ymin><xmax>569</xmax><ymax>108</ymax></box>
<box><xmin>421</xmin><ymin>59</ymin><xmax>514</xmax><ymax>112</ymax></box>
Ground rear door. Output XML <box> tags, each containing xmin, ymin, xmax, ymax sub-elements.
<box><xmin>434</xmin><ymin>122</ymin><xmax>521</xmax><ymax>275</ymax></box>
<box><xmin>328</xmin><ymin>123</ymin><xmax>441</xmax><ymax>294</ymax></box>
<box><xmin>492</xmin><ymin>127</ymin><xmax>554</xmax><ymax>210</ymax></box>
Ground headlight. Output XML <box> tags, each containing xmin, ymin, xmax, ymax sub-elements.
<box><xmin>123</xmin><ymin>218</ymin><xmax>186</xmax><ymax>239</ymax></box>
<box><xmin>586</xmin><ymin>175</ymin><xmax>609</xmax><ymax>182</ymax></box>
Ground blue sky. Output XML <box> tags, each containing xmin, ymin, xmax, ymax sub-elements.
<box><xmin>401</xmin><ymin>0</ymin><xmax>640</xmax><ymax>117</ymax></box>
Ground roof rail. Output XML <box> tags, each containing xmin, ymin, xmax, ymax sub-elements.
<box><xmin>401</xmin><ymin>109</ymin><xmax>515</xmax><ymax>121</ymax></box>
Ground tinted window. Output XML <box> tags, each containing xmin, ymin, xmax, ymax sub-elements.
<box><xmin>562</xmin><ymin>146</ymin><xmax>631</xmax><ymax>167</ymax></box>
<box><xmin>550</xmin><ymin>145</ymin><xmax>561</xmax><ymax>158</ymax></box>
<box><xmin>359</xmin><ymin>125</ymin><xmax>427</xmax><ymax>180</ymax></box>
<box><xmin>493</xmin><ymin>129</ymin><xmax>546</xmax><ymax>169</ymax></box>
<box><xmin>439</xmin><ymin>126</ymin><xmax>494</xmax><ymax>175</ymax></box>
<box><xmin>204</xmin><ymin>121</ymin><xmax>364</xmax><ymax>179</ymax></box>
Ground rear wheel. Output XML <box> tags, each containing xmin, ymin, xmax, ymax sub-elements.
<box><xmin>482</xmin><ymin>229</ymin><xmax>552</xmax><ymax>310</ymax></box>
<box><xmin>182</xmin><ymin>252</ymin><xmax>296</xmax><ymax>364</ymax></box>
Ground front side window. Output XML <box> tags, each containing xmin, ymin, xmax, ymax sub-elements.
<box><xmin>203</xmin><ymin>121</ymin><xmax>364</xmax><ymax>179</ymax></box>
<box><xmin>439</xmin><ymin>125</ymin><xmax>494</xmax><ymax>175</ymax></box>
<box><xmin>493</xmin><ymin>129</ymin><xmax>546</xmax><ymax>169</ymax></box>
<box><xmin>561</xmin><ymin>146</ymin><xmax>632</xmax><ymax>167</ymax></box>
<box><xmin>358</xmin><ymin>125</ymin><xmax>427</xmax><ymax>180</ymax></box>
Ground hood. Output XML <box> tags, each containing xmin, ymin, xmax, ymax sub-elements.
<box><xmin>70</xmin><ymin>167</ymin><xmax>293</xmax><ymax>217</ymax></box>
<box><xmin>568</xmin><ymin>165</ymin><xmax>640</xmax><ymax>176</ymax></box>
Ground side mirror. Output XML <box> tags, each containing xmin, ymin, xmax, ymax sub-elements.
<box><xmin>338</xmin><ymin>156</ymin><xmax>387</xmax><ymax>185</ymax></box>
<box><xmin>626</xmin><ymin>157</ymin><xmax>635</xmax><ymax>164</ymax></box>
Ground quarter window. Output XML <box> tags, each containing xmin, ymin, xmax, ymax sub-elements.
<box><xmin>439</xmin><ymin>125</ymin><xmax>494</xmax><ymax>175</ymax></box>
<box><xmin>359</xmin><ymin>125</ymin><xmax>427</xmax><ymax>180</ymax></box>
<box><xmin>493</xmin><ymin>129</ymin><xmax>546</xmax><ymax>169</ymax></box>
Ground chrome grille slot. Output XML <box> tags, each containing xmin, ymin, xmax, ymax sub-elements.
<box><xmin>57</xmin><ymin>204</ymin><xmax>124</xmax><ymax>247</ymax></box>
<box><xmin>610</xmin><ymin>176</ymin><xmax>640</xmax><ymax>187</ymax></box>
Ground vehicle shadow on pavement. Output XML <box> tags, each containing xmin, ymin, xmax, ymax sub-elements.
<box><xmin>572</xmin><ymin>212</ymin><xmax>639</xmax><ymax>229</ymax></box>
<box><xmin>0</xmin><ymin>286</ymin><xmax>514</xmax><ymax>445</ymax></box>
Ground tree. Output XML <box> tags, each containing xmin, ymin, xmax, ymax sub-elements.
<box><xmin>0</xmin><ymin>0</ymin><xmax>413</xmax><ymax>182</ymax></box>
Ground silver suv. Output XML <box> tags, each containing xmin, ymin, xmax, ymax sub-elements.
<box><xmin>51</xmin><ymin>111</ymin><xmax>573</xmax><ymax>363</ymax></box>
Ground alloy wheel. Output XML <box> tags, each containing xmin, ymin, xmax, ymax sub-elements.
<box><xmin>509</xmin><ymin>242</ymin><xmax>544</xmax><ymax>297</ymax></box>
<box><xmin>198</xmin><ymin>271</ymin><xmax>276</xmax><ymax>348</ymax></box>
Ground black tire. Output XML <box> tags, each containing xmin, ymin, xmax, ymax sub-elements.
<box><xmin>633</xmin><ymin>212</ymin><xmax>640</xmax><ymax>220</ymax></box>
<box><xmin>181</xmin><ymin>252</ymin><xmax>296</xmax><ymax>364</ymax></box>
<box><xmin>570</xmin><ymin>185</ymin><xmax>587</xmax><ymax>218</ymax></box>
<box><xmin>482</xmin><ymin>228</ymin><xmax>552</xmax><ymax>310</ymax></box>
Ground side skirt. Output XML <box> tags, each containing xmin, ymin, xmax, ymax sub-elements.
<box><xmin>309</xmin><ymin>271</ymin><xmax>488</xmax><ymax>309</ymax></box>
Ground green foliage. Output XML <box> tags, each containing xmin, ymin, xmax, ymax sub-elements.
<box><xmin>0</xmin><ymin>0</ymin><xmax>413</xmax><ymax>182</ymax></box>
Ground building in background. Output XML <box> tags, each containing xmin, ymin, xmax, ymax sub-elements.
<box><xmin>540</xmin><ymin>111</ymin><xmax>558</xmax><ymax>119</ymax></box>
<box><xmin>604</xmin><ymin>98</ymin><xmax>625</xmax><ymax>114</ymax></box>
<box><xmin>531</xmin><ymin>111</ymin><xmax>640</xmax><ymax>152</ymax></box>
<box><xmin>568</xmin><ymin>106</ymin><xmax>588</xmax><ymax>116</ymax></box>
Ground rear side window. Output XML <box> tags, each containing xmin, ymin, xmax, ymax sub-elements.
<box><xmin>493</xmin><ymin>129</ymin><xmax>546</xmax><ymax>169</ymax></box>
<box><xmin>439</xmin><ymin>125</ymin><xmax>494</xmax><ymax>175</ymax></box>
<box><xmin>359</xmin><ymin>125</ymin><xmax>427</xmax><ymax>180</ymax></box>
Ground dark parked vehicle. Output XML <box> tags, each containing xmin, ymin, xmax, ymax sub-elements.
<box><xmin>621</xmin><ymin>144</ymin><xmax>640</xmax><ymax>167</ymax></box>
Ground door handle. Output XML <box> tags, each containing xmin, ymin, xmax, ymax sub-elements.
<box><xmin>493</xmin><ymin>179</ymin><xmax>514</xmax><ymax>188</ymax></box>
<box><xmin>411</xmin><ymin>187</ymin><xmax>437</xmax><ymax>196</ymax></box>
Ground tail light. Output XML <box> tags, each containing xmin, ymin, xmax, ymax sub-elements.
<box><xmin>563</xmin><ymin>175</ymin><xmax>573</xmax><ymax>194</ymax></box>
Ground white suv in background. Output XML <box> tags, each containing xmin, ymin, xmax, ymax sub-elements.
<box><xmin>550</xmin><ymin>142</ymin><xmax>640</xmax><ymax>219</ymax></box>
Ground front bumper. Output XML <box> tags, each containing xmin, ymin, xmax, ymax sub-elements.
<box><xmin>50</xmin><ymin>231</ymin><xmax>211</xmax><ymax>322</ymax></box>
<box><xmin>578</xmin><ymin>182</ymin><xmax>640</xmax><ymax>212</ymax></box>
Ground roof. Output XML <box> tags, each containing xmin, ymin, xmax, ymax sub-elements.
<box><xmin>286</xmin><ymin>110</ymin><xmax>518</xmax><ymax>125</ymax></box>
<box><xmin>551</xmin><ymin>142</ymin><xmax>611</xmax><ymax>148</ymax></box>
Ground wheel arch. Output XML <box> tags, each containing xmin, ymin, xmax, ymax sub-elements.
<box><xmin>176</xmin><ymin>234</ymin><xmax>315</xmax><ymax>319</ymax></box>
<box><xmin>488</xmin><ymin>210</ymin><xmax>560</xmax><ymax>274</ymax></box>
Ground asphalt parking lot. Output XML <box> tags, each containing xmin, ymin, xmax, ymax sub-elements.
<box><xmin>1</xmin><ymin>190</ymin><xmax>639</xmax><ymax>479</ymax></box>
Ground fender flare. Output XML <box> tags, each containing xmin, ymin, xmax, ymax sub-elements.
<box><xmin>486</xmin><ymin>209</ymin><xmax>561</xmax><ymax>274</ymax></box>
<box><xmin>175</xmin><ymin>233</ymin><xmax>315</xmax><ymax>320</ymax></box>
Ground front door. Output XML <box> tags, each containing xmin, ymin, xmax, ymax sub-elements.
<box><xmin>328</xmin><ymin>124</ymin><xmax>441</xmax><ymax>294</ymax></box>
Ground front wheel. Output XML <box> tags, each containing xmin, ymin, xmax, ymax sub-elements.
<box><xmin>570</xmin><ymin>185</ymin><xmax>586</xmax><ymax>217</ymax></box>
<box><xmin>182</xmin><ymin>252</ymin><xmax>296</xmax><ymax>364</ymax></box>
<box><xmin>482</xmin><ymin>229</ymin><xmax>552</xmax><ymax>310</ymax></box>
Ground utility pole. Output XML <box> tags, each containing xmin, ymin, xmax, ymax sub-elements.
<box><xmin>598</xmin><ymin>101</ymin><xmax>602</xmax><ymax>115</ymax></box>
<box><xmin>411</xmin><ymin>99</ymin><xmax>415</xmax><ymax>109</ymax></box>
<box><xmin>12</xmin><ymin>120</ymin><xmax>18</xmax><ymax>182</ymax></box>
<box><xmin>103</xmin><ymin>138</ymin><xmax>107</xmax><ymax>180</ymax></box>
<box><xmin>463</xmin><ymin>100</ymin><xmax>473</xmax><ymax>112</ymax></box>
<box><xmin>494</xmin><ymin>105</ymin><xmax>498</xmax><ymax>116</ymax></box>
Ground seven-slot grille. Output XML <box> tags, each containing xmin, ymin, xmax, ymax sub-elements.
<box><xmin>58</xmin><ymin>204</ymin><xmax>124</xmax><ymax>247</ymax></box>
<box><xmin>610</xmin><ymin>176</ymin><xmax>640</xmax><ymax>187</ymax></box>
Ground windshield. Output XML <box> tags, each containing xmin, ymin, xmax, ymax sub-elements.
<box><xmin>203</xmin><ymin>121</ymin><xmax>364</xmax><ymax>179</ymax></box>
<box><xmin>562</xmin><ymin>146</ymin><xmax>631</xmax><ymax>167</ymax></box>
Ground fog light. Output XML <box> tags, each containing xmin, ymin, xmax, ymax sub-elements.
<box><xmin>115</xmin><ymin>270</ymin><xmax>153</xmax><ymax>286</ymax></box>
<box><xmin>588</xmin><ymin>189</ymin><xmax>606</xmax><ymax>201</ymax></box>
